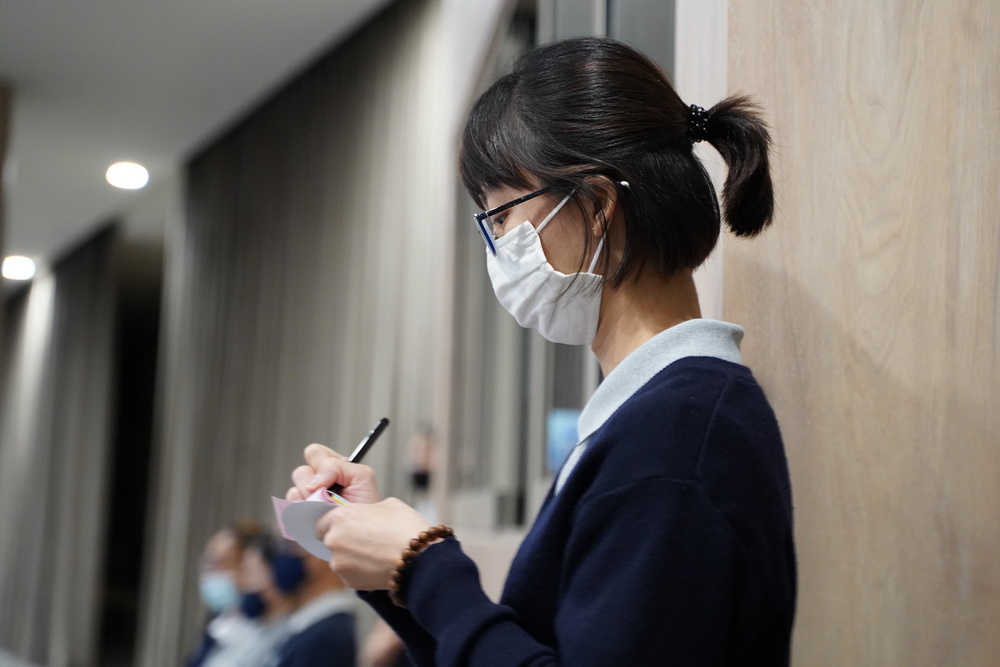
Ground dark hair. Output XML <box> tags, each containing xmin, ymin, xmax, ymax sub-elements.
<box><xmin>459</xmin><ymin>37</ymin><xmax>774</xmax><ymax>286</ymax></box>
<box><xmin>243</xmin><ymin>532</ymin><xmax>306</xmax><ymax>593</ymax></box>
<box><xmin>224</xmin><ymin>517</ymin><xmax>266</xmax><ymax>551</ymax></box>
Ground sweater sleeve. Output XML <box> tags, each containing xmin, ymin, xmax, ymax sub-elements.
<box><xmin>361</xmin><ymin>541</ymin><xmax>555</xmax><ymax>666</ymax></box>
<box><xmin>358</xmin><ymin>590</ymin><xmax>438</xmax><ymax>667</ymax></box>
<box><xmin>383</xmin><ymin>477</ymin><xmax>738</xmax><ymax>666</ymax></box>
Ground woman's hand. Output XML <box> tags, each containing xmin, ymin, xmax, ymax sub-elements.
<box><xmin>316</xmin><ymin>498</ymin><xmax>432</xmax><ymax>591</ymax></box>
<box><xmin>286</xmin><ymin>443</ymin><xmax>382</xmax><ymax>505</ymax></box>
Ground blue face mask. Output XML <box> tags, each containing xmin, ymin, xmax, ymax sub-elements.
<box><xmin>240</xmin><ymin>591</ymin><xmax>267</xmax><ymax>620</ymax></box>
<box><xmin>271</xmin><ymin>553</ymin><xmax>306</xmax><ymax>594</ymax></box>
<box><xmin>199</xmin><ymin>573</ymin><xmax>241</xmax><ymax>614</ymax></box>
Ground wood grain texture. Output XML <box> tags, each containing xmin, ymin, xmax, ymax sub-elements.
<box><xmin>726</xmin><ymin>1</ymin><xmax>1000</xmax><ymax>664</ymax></box>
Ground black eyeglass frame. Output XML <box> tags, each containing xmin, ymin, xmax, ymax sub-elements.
<box><xmin>473</xmin><ymin>187</ymin><xmax>552</xmax><ymax>255</ymax></box>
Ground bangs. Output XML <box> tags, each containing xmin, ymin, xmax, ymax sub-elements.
<box><xmin>459</xmin><ymin>73</ymin><xmax>537</xmax><ymax>208</ymax></box>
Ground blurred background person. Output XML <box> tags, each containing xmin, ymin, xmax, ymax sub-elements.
<box><xmin>201</xmin><ymin>532</ymin><xmax>299</xmax><ymax>667</ymax></box>
<box><xmin>407</xmin><ymin>424</ymin><xmax>438</xmax><ymax>525</ymax></box>
<box><xmin>275</xmin><ymin>545</ymin><xmax>357</xmax><ymax>667</ymax></box>
<box><xmin>187</xmin><ymin>519</ymin><xmax>264</xmax><ymax>667</ymax></box>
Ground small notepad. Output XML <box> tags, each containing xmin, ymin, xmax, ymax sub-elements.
<box><xmin>271</xmin><ymin>487</ymin><xmax>349</xmax><ymax>560</ymax></box>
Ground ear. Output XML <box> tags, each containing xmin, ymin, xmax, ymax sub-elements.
<box><xmin>585</xmin><ymin>176</ymin><xmax>621</xmax><ymax>237</ymax></box>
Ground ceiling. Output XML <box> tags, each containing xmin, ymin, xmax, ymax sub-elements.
<box><xmin>0</xmin><ymin>0</ymin><xmax>393</xmax><ymax>262</ymax></box>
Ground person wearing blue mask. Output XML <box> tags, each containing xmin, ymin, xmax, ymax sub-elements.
<box><xmin>195</xmin><ymin>531</ymin><xmax>300</xmax><ymax>667</ymax></box>
<box><xmin>187</xmin><ymin>520</ymin><xmax>264</xmax><ymax>667</ymax></box>
<box><xmin>275</xmin><ymin>545</ymin><xmax>357</xmax><ymax>667</ymax></box>
<box><xmin>287</xmin><ymin>36</ymin><xmax>795</xmax><ymax>666</ymax></box>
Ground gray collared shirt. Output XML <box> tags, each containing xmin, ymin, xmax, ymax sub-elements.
<box><xmin>555</xmin><ymin>318</ymin><xmax>745</xmax><ymax>494</ymax></box>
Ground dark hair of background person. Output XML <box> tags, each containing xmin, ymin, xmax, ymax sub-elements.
<box><xmin>243</xmin><ymin>532</ymin><xmax>308</xmax><ymax>595</ymax></box>
<box><xmin>459</xmin><ymin>36</ymin><xmax>774</xmax><ymax>288</ymax></box>
<box><xmin>225</xmin><ymin>518</ymin><xmax>267</xmax><ymax>551</ymax></box>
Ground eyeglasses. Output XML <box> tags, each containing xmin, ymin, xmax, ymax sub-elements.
<box><xmin>474</xmin><ymin>187</ymin><xmax>551</xmax><ymax>255</ymax></box>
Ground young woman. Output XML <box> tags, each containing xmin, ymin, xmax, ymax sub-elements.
<box><xmin>287</xmin><ymin>36</ymin><xmax>796</xmax><ymax>666</ymax></box>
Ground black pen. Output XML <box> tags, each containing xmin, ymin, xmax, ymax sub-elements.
<box><xmin>329</xmin><ymin>417</ymin><xmax>389</xmax><ymax>496</ymax></box>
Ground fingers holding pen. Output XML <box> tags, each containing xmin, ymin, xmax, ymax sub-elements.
<box><xmin>287</xmin><ymin>465</ymin><xmax>317</xmax><ymax>500</ymax></box>
<box><xmin>289</xmin><ymin>443</ymin><xmax>382</xmax><ymax>504</ymax></box>
<box><xmin>287</xmin><ymin>444</ymin><xmax>342</xmax><ymax>498</ymax></box>
<box><xmin>304</xmin><ymin>442</ymin><xmax>344</xmax><ymax>467</ymax></box>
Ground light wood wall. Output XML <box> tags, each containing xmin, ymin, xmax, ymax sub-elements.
<box><xmin>726</xmin><ymin>1</ymin><xmax>999</xmax><ymax>664</ymax></box>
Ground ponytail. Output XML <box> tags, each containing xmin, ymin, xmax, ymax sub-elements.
<box><xmin>703</xmin><ymin>96</ymin><xmax>774</xmax><ymax>238</ymax></box>
<box><xmin>460</xmin><ymin>37</ymin><xmax>776</xmax><ymax>282</ymax></box>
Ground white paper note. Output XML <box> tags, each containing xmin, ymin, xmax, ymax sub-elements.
<box><xmin>271</xmin><ymin>487</ymin><xmax>349</xmax><ymax>560</ymax></box>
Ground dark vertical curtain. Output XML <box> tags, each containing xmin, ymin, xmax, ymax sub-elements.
<box><xmin>136</xmin><ymin>1</ymin><xmax>453</xmax><ymax>662</ymax></box>
<box><xmin>0</xmin><ymin>225</ymin><xmax>118</xmax><ymax>666</ymax></box>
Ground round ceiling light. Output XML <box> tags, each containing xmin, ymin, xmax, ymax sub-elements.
<box><xmin>106</xmin><ymin>161</ymin><xmax>149</xmax><ymax>189</ymax></box>
<box><xmin>2</xmin><ymin>255</ymin><xmax>37</xmax><ymax>280</ymax></box>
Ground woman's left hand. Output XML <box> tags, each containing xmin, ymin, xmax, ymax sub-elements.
<box><xmin>316</xmin><ymin>497</ymin><xmax>432</xmax><ymax>591</ymax></box>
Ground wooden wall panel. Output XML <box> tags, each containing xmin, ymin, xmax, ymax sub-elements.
<box><xmin>726</xmin><ymin>1</ymin><xmax>999</xmax><ymax>664</ymax></box>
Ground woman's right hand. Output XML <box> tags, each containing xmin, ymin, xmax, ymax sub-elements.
<box><xmin>286</xmin><ymin>443</ymin><xmax>382</xmax><ymax>505</ymax></box>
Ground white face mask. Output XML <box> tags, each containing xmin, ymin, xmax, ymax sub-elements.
<box><xmin>486</xmin><ymin>194</ymin><xmax>605</xmax><ymax>346</ymax></box>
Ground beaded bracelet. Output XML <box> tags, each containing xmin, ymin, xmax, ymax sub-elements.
<box><xmin>388</xmin><ymin>525</ymin><xmax>454</xmax><ymax>608</ymax></box>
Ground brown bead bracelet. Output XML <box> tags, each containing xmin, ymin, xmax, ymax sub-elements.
<box><xmin>388</xmin><ymin>524</ymin><xmax>454</xmax><ymax>607</ymax></box>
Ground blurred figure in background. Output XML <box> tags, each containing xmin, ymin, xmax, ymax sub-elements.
<box><xmin>275</xmin><ymin>545</ymin><xmax>357</xmax><ymax>667</ymax></box>
<box><xmin>407</xmin><ymin>424</ymin><xmax>438</xmax><ymax>525</ymax></box>
<box><xmin>189</xmin><ymin>521</ymin><xmax>358</xmax><ymax>666</ymax></box>
<box><xmin>187</xmin><ymin>519</ymin><xmax>265</xmax><ymax>667</ymax></box>
<box><xmin>200</xmin><ymin>532</ymin><xmax>298</xmax><ymax>667</ymax></box>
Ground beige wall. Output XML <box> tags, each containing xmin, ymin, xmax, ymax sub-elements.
<box><xmin>674</xmin><ymin>0</ymin><xmax>728</xmax><ymax>319</ymax></box>
<box><xmin>726</xmin><ymin>1</ymin><xmax>999</xmax><ymax>664</ymax></box>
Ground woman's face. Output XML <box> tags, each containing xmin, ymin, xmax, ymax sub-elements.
<box><xmin>200</xmin><ymin>530</ymin><xmax>242</xmax><ymax>577</ymax></box>
<box><xmin>484</xmin><ymin>185</ymin><xmax>595</xmax><ymax>275</ymax></box>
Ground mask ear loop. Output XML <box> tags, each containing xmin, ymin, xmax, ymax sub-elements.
<box><xmin>536</xmin><ymin>192</ymin><xmax>600</xmax><ymax>275</ymax></box>
<box><xmin>586</xmin><ymin>236</ymin><xmax>605</xmax><ymax>274</ymax></box>
<box><xmin>584</xmin><ymin>180</ymin><xmax>627</xmax><ymax>275</ymax></box>
<box><xmin>534</xmin><ymin>193</ymin><xmax>573</xmax><ymax>234</ymax></box>
<box><xmin>535</xmin><ymin>182</ymin><xmax>627</xmax><ymax>275</ymax></box>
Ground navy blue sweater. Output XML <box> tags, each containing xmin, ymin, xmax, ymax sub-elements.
<box><xmin>365</xmin><ymin>354</ymin><xmax>796</xmax><ymax>666</ymax></box>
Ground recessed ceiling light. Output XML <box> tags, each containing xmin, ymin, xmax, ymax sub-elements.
<box><xmin>106</xmin><ymin>161</ymin><xmax>149</xmax><ymax>189</ymax></box>
<box><xmin>2</xmin><ymin>256</ymin><xmax>37</xmax><ymax>280</ymax></box>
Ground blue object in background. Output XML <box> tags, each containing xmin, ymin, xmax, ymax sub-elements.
<box><xmin>547</xmin><ymin>409</ymin><xmax>581</xmax><ymax>475</ymax></box>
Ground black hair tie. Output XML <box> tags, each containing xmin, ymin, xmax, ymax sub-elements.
<box><xmin>688</xmin><ymin>104</ymin><xmax>710</xmax><ymax>143</ymax></box>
